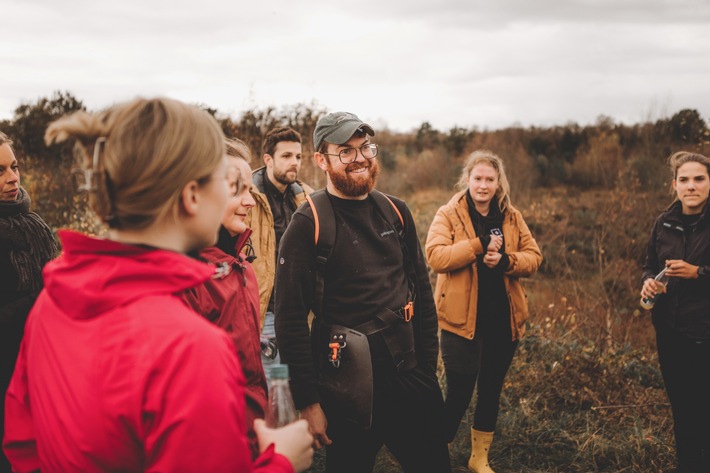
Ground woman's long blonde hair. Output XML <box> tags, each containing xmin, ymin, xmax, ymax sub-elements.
<box><xmin>456</xmin><ymin>149</ymin><xmax>511</xmax><ymax>213</ymax></box>
<box><xmin>225</xmin><ymin>137</ymin><xmax>252</xmax><ymax>197</ymax></box>
<box><xmin>225</xmin><ymin>137</ymin><xmax>252</xmax><ymax>163</ymax></box>
<box><xmin>45</xmin><ymin>98</ymin><xmax>225</xmax><ymax>229</ymax></box>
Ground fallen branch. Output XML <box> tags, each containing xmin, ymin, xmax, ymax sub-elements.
<box><xmin>591</xmin><ymin>403</ymin><xmax>670</xmax><ymax>411</ymax></box>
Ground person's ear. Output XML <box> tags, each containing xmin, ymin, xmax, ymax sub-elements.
<box><xmin>263</xmin><ymin>153</ymin><xmax>273</xmax><ymax>168</ymax></box>
<box><xmin>314</xmin><ymin>152</ymin><xmax>329</xmax><ymax>171</ymax></box>
<box><xmin>180</xmin><ymin>180</ymin><xmax>201</xmax><ymax>217</ymax></box>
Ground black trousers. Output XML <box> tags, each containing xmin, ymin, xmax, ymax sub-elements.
<box><xmin>440</xmin><ymin>314</ymin><xmax>518</xmax><ymax>441</ymax></box>
<box><xmin>323</xmin><ymin>363</ymin><xmax>451</xmax><ymax>473</ymax></box>
<box><xmin>655</xmin><ymin>327</ymin><xmax>710</xmax><ymax>473</ymax></box>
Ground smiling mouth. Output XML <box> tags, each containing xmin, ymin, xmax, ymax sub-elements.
<box><xmin>348</xmin><ymin>164</ymin><xmax>369</xmax><ymax>173</ymax></box>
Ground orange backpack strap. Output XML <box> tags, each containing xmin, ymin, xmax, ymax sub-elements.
<box><xmin>370</xmin><ymin>190</ymin><xmax>404</xmax><ymax>236</ymax></box>
<box><xmin>305</xmin><ymin>193</ymin><xmax>320</xmax><ymax>244</ymax></box>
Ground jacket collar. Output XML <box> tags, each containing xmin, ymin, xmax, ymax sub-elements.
<box><xmin>663</xmin><ymin>199</ymin><xmax>710</xmax><ymax>227</ymax></box>
<box><xmin>45</xmin><ymin>230</ymin><xmax>214</xmax><ymax>319</ymax></box>
<box><xmin>209</xmin><ymin>227</ymin><xmax>253</xmax><ymax>261</ymax></box>
<box><xmin>252</xmin><ymin>166</ymin><xmax>305</xmax><ymax>196</ymax></box>
<box><xmin>447</xmin><ymin>190</ymin><xmax>515</xmax><ymax>238</ymax></box>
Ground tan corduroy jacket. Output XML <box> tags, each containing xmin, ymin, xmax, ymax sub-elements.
<box><xmin>425</xmin><ymin>190</ymin><xmax>542</xmax><ymax>341</ymax></box>
<box><xmin>245</xmin><ymin>167</ymin><xmax>313</xmax><ymax>327</ymax></box>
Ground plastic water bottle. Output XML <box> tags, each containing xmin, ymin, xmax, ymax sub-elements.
<box><xmin>640</xmin><ymin>267</ymin><xmax>669</xmax><ymax>310</ymax></box>
<box><xmin>265</xmin><ymin>364</ymin><xmax>297</xmax><ymax>428</ymax></box>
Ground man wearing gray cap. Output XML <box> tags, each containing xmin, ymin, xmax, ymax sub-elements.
<box><xmin>275</xmin><ymin>112</ymin><xmax>450</xmax><ymax>472</ymax></box>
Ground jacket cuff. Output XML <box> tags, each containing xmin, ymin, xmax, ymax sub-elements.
<box><xmin>478</xmin><ymin>235</ymin><xmax>491</xmax><ymax>253</ymax></box>
<box><xmin>254</xmin><ymin>444</ymin><xmax>295</xmax><ymax>473</ymax></box>
<box><xmin>500</xmin><ymin>253</ymin><xmax>510</xmax><ymax>270</ymax></box>
<box><xmin>293</xmin><ymin>387</ymin><xmax>320</xmax><ymax>411</ymax></box>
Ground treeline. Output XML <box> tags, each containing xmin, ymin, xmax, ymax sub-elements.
<box><xmin>6</xmin><ymin>92</ymin><xmax>705</xmax><ymax>470</ymax></box>
<box><xmin>1</xmin><ymin>90</ymin><xmax>708</xmax><ymax>234</ymax></box>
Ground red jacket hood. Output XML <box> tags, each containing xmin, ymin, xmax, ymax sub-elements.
<box><xmin>45</xmin><ymin>230</ymin><xmax>215</xmax><ymax>319</ymax></box>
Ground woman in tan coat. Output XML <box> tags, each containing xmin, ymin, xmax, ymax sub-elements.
<box><xmin>426</xmin><ymin>150</ymin><xmax>542</xmax><ymax>473</ymax></box>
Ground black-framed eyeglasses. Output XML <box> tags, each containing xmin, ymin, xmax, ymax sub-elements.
<box><xmin>322</xmin><ymin>143</ymin><xmax>379</xmax><ymax>164</ymax></box>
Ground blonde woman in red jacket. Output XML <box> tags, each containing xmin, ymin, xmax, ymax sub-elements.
<box><xmin>183</xmin><ymin>139</ymin><xmax>266</xmax><ymax>458</ymax></box>
<box><xmin>426</xmin><ymin>150</ymin><xmax>542</xmax><ymax>473</ymax></box>
<box><xmin>3</xmin><ymin>98</ymin><xmax>312</xmax><ymax>473</ymax></box>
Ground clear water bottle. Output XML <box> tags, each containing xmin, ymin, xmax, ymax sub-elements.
<box><xmin>640</xmin><ymin>267</ymin><xmax>669</xmax><ymax>310</ymax></box>
<box><xmin>265</xmin><ymin>364</ymin><xmax>297</xmax><ymax>428</ymax></box>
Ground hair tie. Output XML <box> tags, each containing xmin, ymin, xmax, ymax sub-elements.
<box><xmin>76</xmin><ymin>137</ymin><xmax>107</xmax><ymax>192</ymax></box>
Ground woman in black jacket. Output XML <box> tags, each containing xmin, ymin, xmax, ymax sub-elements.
<box><xmin>0</xmin><ymin>131</ymin><xmax>59</xmax><ymax>471</ymax></box>
<box><xmin>641</xmin><ymin>151</ymin><xmax>710</xmax><ymax>473</ymax></box>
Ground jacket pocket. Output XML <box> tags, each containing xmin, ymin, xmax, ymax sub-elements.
<box><xmin>435</xmin><ymin>271</ymin><xmax>469</xmax><ymax>327</ymax></box>
<box><xmin>508</xmin><ymin>281</ymin><xmax>529</xmax><ymax>330</ymax></box>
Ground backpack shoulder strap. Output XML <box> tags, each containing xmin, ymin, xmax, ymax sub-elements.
<box><xmin>370</xmin><ymin>190</ymin><xmax>419</xmax><ymax>304</ymax></box>
<box><xmin>304</xmin><ymin>189</ymin><xmax>336</xmax><ymax>317</ymax></box>
<box><xmin>370</xmin><ymin>190</ymin><xmax>405</xmax><ymax>237</ymax></box>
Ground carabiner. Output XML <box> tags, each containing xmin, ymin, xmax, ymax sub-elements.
<box><xmin>328</xmin><ymin>334</ymin><xmax>347</xmax><ymax>368</ymax></box>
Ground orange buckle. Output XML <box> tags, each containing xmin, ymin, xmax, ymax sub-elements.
<box><xmin>328</xmin><ymin>335</ymin><xmax>347</xmax><ymax>368</ymax></box>
<box><xmin>403</xmin><ymin>301</ymin><xmax>414</xmax><ymax>322</ymax></box>
<box><xmin>328</xmin><ymin>342</ymin><xmax>341</xmax><ymax>362</ymax></box>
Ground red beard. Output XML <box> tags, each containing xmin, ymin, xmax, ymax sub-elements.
<box><xmin>327</xmin><ymin>159</ymin><xmax>380</xmax><ymax>197</ymax></box>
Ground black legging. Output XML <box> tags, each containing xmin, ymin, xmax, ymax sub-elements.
<box><xmin>440</xmin><ymin>312</ymin><xmax>518</xmax><ymax>441</ymax></box>
<box><xmin>655</xmin><ymin>326</ymin><xmax>710</xmax><ymax>472</ymax></box>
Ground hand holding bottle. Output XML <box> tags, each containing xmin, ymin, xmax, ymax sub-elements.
<box><xmin>254</xmin><ymin>419</ymin><xmax>313</xmax><ymax>473</ymax></box>
<box><xmin>259</xmin><ymin>364</ymin><xmax>314</xmax><ymax>472</ymax></box>
<box><xmin>640</xmin><ymin>267</ymin><xmax>669</xmax><ymax>310</ymax></box>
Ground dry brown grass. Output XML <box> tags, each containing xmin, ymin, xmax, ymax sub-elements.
<box><xmin>303</xmin><ymin>183</ymin><xmax>677</xmax><ymax>472</ymax></box>
<box><xmin>21</xmin><ymin>139</ymin><xmax>683</xmax><ymax>473</ymax></box>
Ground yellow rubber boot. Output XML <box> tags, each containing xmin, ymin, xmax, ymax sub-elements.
<box><xmin>468</xmin><ymin>428</ymin><xmax>495</xmax><ymax>473</ymax></box>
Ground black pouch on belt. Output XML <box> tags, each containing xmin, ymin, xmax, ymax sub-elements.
<box><xmin>317</xmin><ymin>323</ymin><xmax>374</xmax><ymax>429</ymax></box>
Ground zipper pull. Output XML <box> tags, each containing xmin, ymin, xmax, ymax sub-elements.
<box><xmin>212</xmin><ymin>262</ymin><xmax>231</xmax><ymax>279</ymax></box>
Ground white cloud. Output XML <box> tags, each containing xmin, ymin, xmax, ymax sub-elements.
<box><xmin>1</xmin><ymin>0</ymin><xmax>709</xmax><ymax>132</ymax></box>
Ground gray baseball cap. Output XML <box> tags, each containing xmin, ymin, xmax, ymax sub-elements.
<box><xmin>313</xmin><ymin>111</ymin><xmax>375</xmax><ymax>151</ymax></box>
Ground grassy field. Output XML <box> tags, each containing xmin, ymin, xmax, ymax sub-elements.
<box><xmin>305</xmin><ymin>326</ymin><xmax>675</xmax><ymax>473</ymax></box>
<box><xmin>304</xmin><ymin>186</ymin><xmax>677</xmax><ymax>472</ymax></box>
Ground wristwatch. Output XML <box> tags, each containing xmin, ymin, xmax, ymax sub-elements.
<box><xmin>698</xmin><ymin>265</ymin><xmax>709</xmax><ymax>278</ymax></box>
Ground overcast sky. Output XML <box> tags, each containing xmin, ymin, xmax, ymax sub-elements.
<box><xmin>2</xmin><ymin>0</ymin><xmax>709</xmax><ymax>133</ymax></box>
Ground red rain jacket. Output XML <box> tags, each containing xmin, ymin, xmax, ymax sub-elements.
<box><xmin>183</xmin><ymin>229</ymin><xmax>267</xmax><ymax>457</ymax></box>
<box><xmin>3</xmin><ymin>231</ymin><xmax>293</xmax><ymax>473</ymax></box>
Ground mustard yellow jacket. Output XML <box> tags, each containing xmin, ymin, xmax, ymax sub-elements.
<box><xmin>245</xmin><ymin>167</ymin><xmax>313</xmax><ymax>327</ymax></box>
<box><xmin>425</xmin><ymin>190</ymin><xmax>542</xmax><ymax>340</ymax></box>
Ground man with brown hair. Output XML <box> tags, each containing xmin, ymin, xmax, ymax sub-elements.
<box><xmin>246</xmin><ymin>127</ymin><xmax>313</xmax><ymax>370</ymax></box>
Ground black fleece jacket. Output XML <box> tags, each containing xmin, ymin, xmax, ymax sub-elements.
<box><xmin>643</xmin><ymin>200</ymin><xmax>710</xmax><ymax>339</ymax></box>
